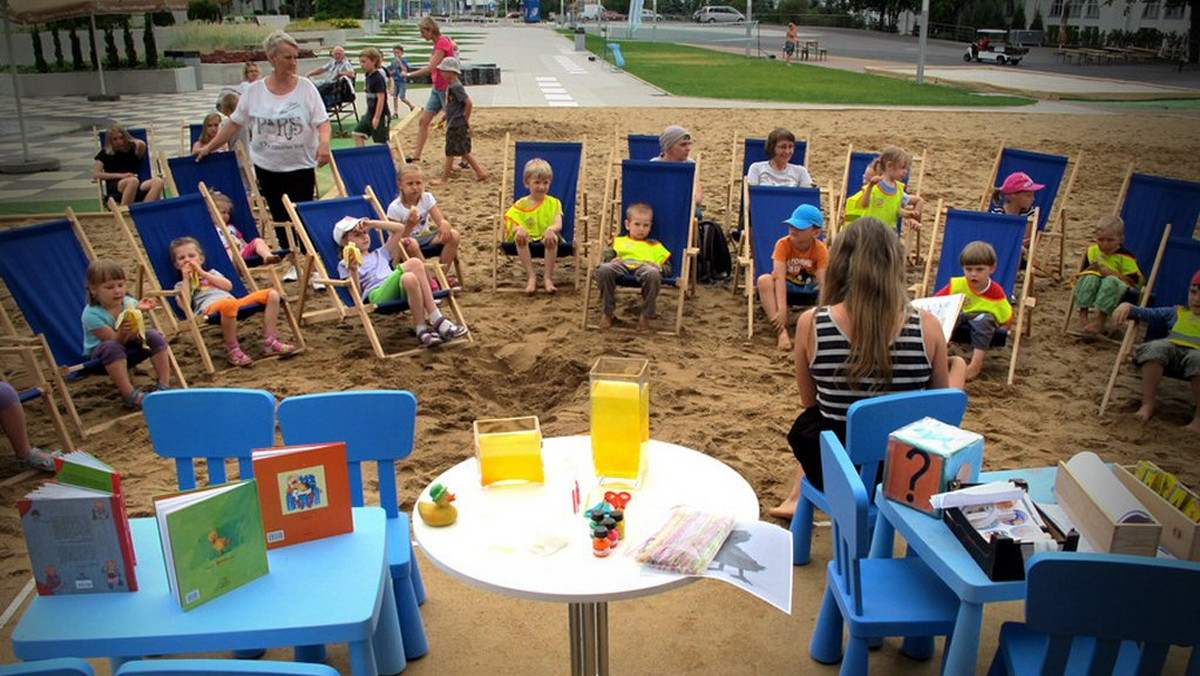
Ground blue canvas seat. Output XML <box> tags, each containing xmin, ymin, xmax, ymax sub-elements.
<box><xmin>582</xmin><ymin>159</ymin><xmax>698</xmax><ymax>335</ymax></box>
<box><xmin>627</xmin><ymin>133</ymin><xmax>660</xmax><ymax>161</ymax></box>
<box><xmin>791</xmin><ymin>389</ymin><xmax>968</xmax><ymax>567</ymax></box>
<box><xmin>494</xmin><ymin>136</ymin><xmax>589</xmax><ymax>290</ymax></box>
<box><xmin>113</xmin><ymin>193</ymin><xmax>305</xmax><ymax>374</ymax></box>
<box><xmin>919</xmin><ymin>204</ymin><xmax>1036</xmax><ymax>385</ymax></box>
<box><xmin>834</xmin><ymin>145</ymin><xmax>924</xmax><ymax>238</ymax></box>
<box><xmin>980</xmin><ymin>144</ymin><xmax>1077</xmax><ymax>279</ymax></box>
<box><xmin>0</xmin><ymin>658</ymin><xmax>94</xmax><ymax>676</ymax></box>
<box><xmin>330</xmin><ymin>145</ymin><xmax>464</xmax><ymax>283</ymax></box>
<box><xmin>285</xmin><ymin>192</ymin><xmax>470</xmax><ymax>359</ymax></box>
<box><xmin>809</xmin><ymin>430</ymin><xmax>959</xmax><ymax>674</ymax></box>
<box><xmin>278</xmin><ymin>390</ymin><xmax>429</xmax><ymax>662</ymax></box>
<box><xmin>95</xmin><ymin>127</ymin><xmax>157</xmax><ymax>209</ymax></box>
<box><xmin>0</xmin><ymin>214</ymin><xmax>187</xmax><ymax>435</ymax></box>
<box><xmin>725</xmin><ymin>135</ymin><xmax>810</xmax><ymax>234</ymax></box>
<box><xmin>117</xmin><ymin>660</ymin><xmax>339</xmax><ymax>676</ymax></box>
<box><xmin>738</xmin><ymin>185</ymin><xmax>822</xmax><ymax>339</ymax></box>
<box><xmin>988</xmin><ymin>552</ymin><xmax>1200</xmax><ymax>675</ymax></box>
<box><xmin>179</xmin><ymin>121</ymin><xmax>205</xmax><ymax>155</ymax></box>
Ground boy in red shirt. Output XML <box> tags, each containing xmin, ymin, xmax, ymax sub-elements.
<box><xmin>935</xmin><ymin>240</ymin><xmax>1013</xmax><ymax>380</ymax></box>
<box><xmin>756</xmin><ymin>204</ymin><xmax>828</xmax><ymax>351</ymax></box>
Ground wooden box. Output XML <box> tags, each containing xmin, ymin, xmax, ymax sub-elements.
<box><xmin>1113</xmin><ymin>464</ymin><xmax>1200</xmax><ymax>561</ymax></box>
<box><xmin>1053</xmin><ymin>459</ymin><xmax>1161</xmax><ymax>557</ymax></box>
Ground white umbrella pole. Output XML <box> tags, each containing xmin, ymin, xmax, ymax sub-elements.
<box><xmin>3</xmin><ymin>17</ymin><xmax>30</xmax><ymax>163</ymax></box>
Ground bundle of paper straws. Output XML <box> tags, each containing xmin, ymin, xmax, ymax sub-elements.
<box><xmin>631</xmin><ymin>508</ymin><xmax>735</xmax><ymax>575</ymax></box>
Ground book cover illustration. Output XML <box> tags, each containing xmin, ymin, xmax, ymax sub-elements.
<box><xmin>252</xmin><ymin>443</ymin><xmax>353</xmax><ymax>549</ymax></box>
<box><xmin>54</xmin><ymin>450</ymin><xmax>136</xmax><ymax>565</ymax></box>
<box><xmin>155</xmin><ymin>480</ymin><xmax>269</xmax><ymax>612</ymax></box>
<box><xmin>912</xmin><ymin>293</ymin><xmax>966</xmax><ymax>343</ymax></box>
<box><xmin>18</xmin><ymin>483</ymin><xmax>137</xmax><ymax>596</ymax></box>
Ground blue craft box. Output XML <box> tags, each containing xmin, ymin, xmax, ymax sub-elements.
<box><xmin>882</xmin><ymin>417</ymin><xmax>984</xmax><ymax>516</ymax></box>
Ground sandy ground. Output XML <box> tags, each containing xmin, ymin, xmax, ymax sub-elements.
<box><xmin>2</xmin><ymin>107</ymin><xmax>1199</xmax><ymax>674</ymax></box>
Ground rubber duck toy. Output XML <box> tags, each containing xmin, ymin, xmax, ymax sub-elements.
<box><xmin>417</xmin><ymin>483</ymin><xmax>458</xmax><ymax>527</ymax></box>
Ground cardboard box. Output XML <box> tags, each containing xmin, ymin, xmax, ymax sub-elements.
<box><xmin>1053</xmin><ymin>460</ymin><xmax>1161</xmax><ymax>557</ymax></box>
<box><xmin>1114</xmin><ymin>463</ymin><xmax>1200</xmax><ymax>561</ymax></box>
<box><xmin>882</xmin><ymin>417</ymin><xmax>984</xmax><ymax>516</ymax></box>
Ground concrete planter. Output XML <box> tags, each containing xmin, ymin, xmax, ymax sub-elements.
<box><xmin>199</xmin><ymin>58</ymin><xmax>330</xmax><ymax>85</ymax></box>
<box><xmin>0</xmin><ymin>67</ymin><xmax>198</xmax><ymax>96</ymax></box>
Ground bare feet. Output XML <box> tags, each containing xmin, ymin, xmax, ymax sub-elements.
<box><xmin>600</xmin><ymin>313</ymin><xmax>614</xmax><ymax>329</ymax></box>
<box><xmin>776</xmin><ymin>331</ymin><xmax>792</xmax><ymax>352</ymax></box>
<box><xmin>475</xmin><ymin>172</ymin><xmax>489</xmax><ymax>182</ymax></box>
<box><xmin>768</xmin><ymin>497</ymin><xmax>798</xmax><ymax>519</ymax></box>
<box><xmin>543</xmin><ymin>279</ymin><xmax>558</xmax><ymax>295</ymax></box>
<box><xmin>1134</xmin><ymin>403</ymin><xmax>1154</xmax><ymax>422</ymax></box>
<box><xmin>1185</xmin><ymin>417</ymin><xmax>1200</xmax><ymax>434</ymax></box>
<box><xmin>524</xmin><ymin>277</ymin><xmax>537</xmax><ymax>295</ymax></box>
<box><xmin>965</xmin><ymin>359</ymin><xmax>984</xmax><ymax>381</ymax></box>
<box><xmin>637</xmin><ymin>316</ymin><xmax>651</xmax><ymax>332</ymax></box>
<box><xmin>429</xmin><ymin>177</ymin><xmax>449</xmax><ymax>186</ymax></box>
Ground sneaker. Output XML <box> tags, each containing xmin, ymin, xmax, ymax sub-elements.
<box><xmin>283</xmin><ymin>266</ymin><xmax>298</xmax><ymax>282</ymax></box>
<box><xmin>416</xmin><ymin>327</ymin><xmax>443</xmax><ymax>348</ymax></box>
<box><xmin>433</xmin><ymin>315</ymin><xmax>469</xmax><ymax>340</ymax></box>
<box><xmin>18</xmin><ymin>448</ymin><xmax>62</xmax><ymax>473</ymax></box>
<box><xmin>311</xmin><ymin>278</ymin><xmax>327</xmax><ymax>291</ymax></box>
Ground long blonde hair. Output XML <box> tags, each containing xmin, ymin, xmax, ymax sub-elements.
<box><xmin>197</xmin><ymin>112</ymin><xmax>222</xmax><ymax>146</ymax></box>
<box><xmin>418</xmin><ymin>16</ymin><xmax>441</xmax><ymax>37</ymax></box>
<box><xmin>819</xmin><ymin>216</ymin><xmax>909</xmax><ymax>388</ymax></box>
<box><xmin>868</xmin><ymin>146</ymin><xmax>911</xmax><ymax>179</ymax></box>
<box><xmin>103</xmin><ymin>124</ymin><xmax>134</xmax><ymax>155</ymax></box>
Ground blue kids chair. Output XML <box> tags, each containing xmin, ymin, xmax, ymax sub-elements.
<box><xmin>277</xmin><ymin>390</ymin><xmax>429</xmax><ymax>661</ymax></box>
<box><xmin>116</xmin><ymin>660</ymin><xmax>339</xmax><ymax>676</ymax></box>
<box><xmin>809</xmin><ymin>430</ymin><xmax>959</xmax><ymax>674</ymax></box>
<box><xmin>988</xmin><ymin>551</ymin><xmax>1200</xmax><ymax>675</ymax></box>
<box><xmin>0</xmin><ymin>659</ymin><xmax>94</xmax><ymax>676</ymax></box>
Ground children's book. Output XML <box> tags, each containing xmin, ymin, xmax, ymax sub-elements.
<box><xmin>54</xmin><ymin>450</ymin><xmax>136</xmax><ymax>564</ymax></box>
<box><xmin>912</xmin><ymin>293</ymin><xmax>965</xmax><ymax>343</ymax></box>
<box><xmin>154</xmin><ymin>480</ymin><xmax>269</xmax><ymax>612</ymax></box>
<box><xmin>18</xmin><ymin>482</ymin><xmax>138</xmax><ymax>596</ymax></box>
<box><xmin>252</xmin><ymin>442</ymin><xmax>353</xmax><ymax>549</ymax></box>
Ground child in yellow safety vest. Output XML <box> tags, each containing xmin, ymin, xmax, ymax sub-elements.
<box><xmin>1111</xmin><ymin>269</ymin><xmax>1200</xmax><ymax>435</ymax></box>
<box><xmin>595</xmin><ymin>202</ymin><xmax>671</xmax><ymax>332</ymax></box>
<box><xmin>934</xmin><ymin>240</ymin><xmax>1013</xmax><ymax>381</ymax></box>
<box><xmin>1075</xmin><ymin>215</ymin><xmax>1143</xmax><ymax>335</ymax></box>
<box><xmin>505</xmin><ymin>158</ymin><xmax>563</xmax><ymax>295</ymax></box>
<box><xmin>844</xmin><ymin>146</ymin><xmax>925</xmax><ymax>232</ymax></box>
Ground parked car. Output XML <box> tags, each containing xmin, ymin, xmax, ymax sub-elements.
<box><xmin>602</xmin><ymin>9</ymin><xmax>626</xmax><ymax>20</ymax></box>
<box><xmin>693</xmin><ymin>5</ymin><xmax>744</xmax><ymax>22</ymax></box>
<box><xmin>640</xmin><ymin>8</ymin><xmax>664</xmax><ymax>20</ymax></box>
<box><xmin>963</xmin><ymin>29</ymin><xmax>1029</xmax><ymax>65</ymax></box>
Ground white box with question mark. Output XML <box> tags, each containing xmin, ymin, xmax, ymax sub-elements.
<box><xmin>882</xmin><ymin>417</ymin><xmax>984</xmax><ymax>517</ymax></box>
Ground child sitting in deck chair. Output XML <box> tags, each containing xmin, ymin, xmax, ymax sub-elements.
<box><xmin>1075</xmin><ymin>215</ymin><xmax>1142</xmax><ymax>335</ymax></box>
<box><xmin>594</xmin><ymin>202</ymin><xmax>671</xmax><ymax>332</ymax></box>
<box><xmin>756</xmin><ymin>204</ymin><xmax>828</xmax><ymax>352</ymax></box>
<box><xmin>844</xmin><ymin>146</ymin><xmax>924</xmax><ymax>232</ymax></box>
<box><xmin>505</xmin><ymin>158</ymin><xmax>563</xmax><ymax>295</ymax></box>
<box><xmin>1111</xmin><ymin>269</ymin><xmax>1200</xmax><ymax>434</ymax></box>
<box><xmin>210</xmin><ymin>191</ymin><xmax>282</xmax><ymax>266</ymax></box>
<box><xmin>935</xmin><ymin>241</ymin><xmax>1013</xmax><ymax>381</ymax></box>
<box><xmin>385</xmin><ymin>163</ymin><xmax>462</xmax><ymax>288</ymax></box>
<box><xmin>334</xmin><ymin>216</ymin><xmax>468</xmax><ymax>349</ymax></box>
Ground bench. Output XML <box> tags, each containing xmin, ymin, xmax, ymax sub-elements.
<box><xmin>606</xmin><ymin>43</ymin><xmax>625</xmax><ymax>68</ymax></box>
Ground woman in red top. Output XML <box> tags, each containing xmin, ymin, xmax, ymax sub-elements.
<box><xmin>405</xmin><ymin>17</ymin><xmax>457</xmax><ymax>163</ymax></box>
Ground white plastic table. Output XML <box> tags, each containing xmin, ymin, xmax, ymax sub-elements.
<box><xmin>12</xmin><ymin>507</ymin><xmax>405</xmax><ymax>676</ymax></box>
<box><xmin>412</xmin><ymin>436</ymin><xmax>759</xmax><ymax>676</ymax></box>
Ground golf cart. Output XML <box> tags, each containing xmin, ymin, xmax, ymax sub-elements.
<box><xmin>964</xmin><ymin>29</ymin><xmax>1029</xmax><ymax>65</ymax></box>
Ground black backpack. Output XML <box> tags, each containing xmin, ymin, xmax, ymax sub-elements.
<box><xmin>695</xmin><ymin>219</ymin><xmax>733</xmax><ymax>285</ymax></box>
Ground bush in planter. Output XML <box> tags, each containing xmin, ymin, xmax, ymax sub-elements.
<box><xmin>314</xmin><ymin>0</ymin><xmax>362</xmax><ymax>20</ymax></box>
<box><xmin>151</xmin><ymin>11</ymin><xmax>176</xmax><ymax>26</ymax></box>
<box><xmin>31</xmin><ymin>25</ymin><xmax>48</xmax><ymax>73</ymax></box>
<box><xmin>68</xmin><ymin>22</ymin><xmax>85</xmax><ymax>70</ymax></box>
<box><xmin>122</xmin><ymin>18</ymin><xmax>139</xmax><ymax>67</ymax></box>
<box><xmin>50</xmin><ymin>24</ymin><xmax>64</xmax><ymax>69</ymax></box>
<box><xmin>188</xmin><ymin>0</ymin><xmax>222</xmax><ymax>22</ymax></box>
<box><xmin>144</xmin><ymin>14</ymin><xmax>158</xmax><ymax>67</ymax></box>
<box><xmin>1029</xmin><ymin>7</ymin><xmax>1043</xmax><ymax>31</ymax></box>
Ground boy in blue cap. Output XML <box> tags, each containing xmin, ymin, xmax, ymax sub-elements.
<box><xmin>756</xmin><ymin>203</ymin><xmax>828</xmax><ymax>351</ymax></box>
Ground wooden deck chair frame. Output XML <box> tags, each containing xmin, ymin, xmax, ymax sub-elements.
<box><xmin>492</xmin><ymin>133</ymin><xmax>590</xmax><ymax>292</ymax></box>
<box><xmin>178</xmin><ymin>119</ymin><xmax>204</xmax><ymax>157</ymax></box>
<box><xmin>0</xmin><ymin>209</ymin><xmax>187</xmax><ymax>437</ymax></box>
<box><xmin>831</xmin><ymin>143</ymin><xmax>927</xmax><ymax>259</ymax></box>
<box><xmin>286</xmin><ymin>188</ymin><xmax>472</xmax><ymax>359</ymax></box>
<box><xmin>581</xmin><ymin>157</ymin><xmax>700</xmax><ymax>336</ymax></box>
<box><xmin>722</xmin><ymin>131</ymin><xmax>812</xmax><ymax>236</ymax></box>
<box><xmin>977</xmin><ymin>139</ymin><xmax>1081</xmax><ymax>280</ymax></box>
<box><xmin>111</xmin><ymin>192</ymin><xmax>306</xmax><ymax>375</ymax></box>
<box><xmin>94</xmin><ymin>125</ymin><xmax>160</xmax><ymax>212</ymax></box>
<box><xmin>918</xmin><ymin>200</ymin><xmax>1038</xmax><ymax>386</ymax></box>
<box><xmin>387</xmin><ymin>106</ymin><xmax>424</xmax><ymax>164</ymax></box>
<box><xmin>729</xmin><ymin>178</ymin><xmax>831</xmax><ymax>297</ymax></box>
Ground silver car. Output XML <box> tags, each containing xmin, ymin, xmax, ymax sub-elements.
<box><xmin>693</xmin><ymin>5</ymin><xmax>744</xmax><ymax>22</ymax></box>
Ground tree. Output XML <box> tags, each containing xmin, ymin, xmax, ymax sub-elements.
<box><xmin>1163</xmin><ymin>0</ymin><xmax>1199</xmax><ymax>61</ymax></box>
<box><xmin>122</xmin><ymin>17</ymin><xmax>138</xmax><ymax>67</ymax></box>
<box><xmin>68</xmin><ymin>22</ymin><xmax>84</xmax><ymax>70</ymax></box>
<box><xmin>50</xmin><ymin>23</ymin><xmax>65</xmax><ymax>68</ymax></box>
<box><xmin>1011</xmin><ymin>2</ymin><xmax>1027</xmax><ymax>29</ymax></box>
<box><xmin>958</xmin><ymin>0</ymin><xmax>1006</xmax><ymax>29</ymax></box>
<box><xmin>144</xmin><ymin>13</ymin><xmax>158</xmax><ymax>67</ymax></box>
<box><xmin>1029</xmin><ymin>5</ymin><xmax>1043</xmax><ymax>29</ymax></box>
<box><xmin>31</xmin><ymin>24</ymin><xmax>48</xmax><ymax>72</ymax></box>
<box><xmin>103</xmin><ymin>23</ymin><xmax>119</xmax><ymax>68</ymax></box>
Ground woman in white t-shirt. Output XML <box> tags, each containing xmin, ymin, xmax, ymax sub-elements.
<box><xmin>746</xmin><ymin>127</ymin><xmax>815</xmax><ymax>188</ymax></box>
<box><xmin>196</xmin><ymin>30</ymin><xmax>331</xmax><ymax>245</ymax></box>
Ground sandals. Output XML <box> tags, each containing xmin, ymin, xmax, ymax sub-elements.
<box><xmin>19</xmin><ymin>447</ymin><xmax>63</xmax><ymax>473</ymax></box>
<box><xmin>122</xmin><ymin>386</ymin><xmax>145</xmax><ymax>410</ymax></box>
<box><xmin>227</xmin><ymin>346</ymin><xmax>253</xmax><ymax>367</ymax></box>
<box><xmin>433</xmin><ymin>316</ymin><xmax>469</xmax><ymax>340</ymax></box>
<box><xmin>417</xmin><ymin>327</ymin><xmax>444</xmax><ymax>348</ymax></box>
<box><xmin>263</xmin><ymin>337</ymin><xmax>296</xmax><ymax>356</ymax></box>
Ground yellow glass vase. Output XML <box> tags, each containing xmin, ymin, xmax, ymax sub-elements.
<box><xmin>590</xmin><ymin>357</ymin><xmax>649</xmax><ymax>486</ymax></box>
<box><xmin>474</xmin><ymin>416</ymin><xmax>545</xmax><ymax>487</ymax></box>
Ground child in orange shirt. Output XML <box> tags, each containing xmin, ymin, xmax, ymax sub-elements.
<box><xmin>756</xmin><ymin>204</ymin><xmax>828</xmax><ymax>351</ymax></box>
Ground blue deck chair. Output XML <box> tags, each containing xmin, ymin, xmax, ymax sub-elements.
<box><xmin>791</xmin><ymin>389</ymin><xmax>968</xmax><ymax>566</ymax></box>
<box><xmin>627</xmin><ymin>134</ymin><xmax>660</xmax><ymax>161</ymax></box>
<box><xmin>114</xmin><ymin>194</ymin><xmax>305</xmax><ymax>374</ymax></box>
<box><xmin>724</xmin><ymin>134</ymin><xmax>812</xmax><ymax>243</ymax></box>
<box><xmin>117</xmin><ymin>660</ymin><xmax>339</xmax><ymax>676</ymax></box>
<box><xmin>0</xmin><ymin>341</ymin><xmax>76</xmax><ymax>453</ymax></box>
<box><xmin>330</xmin><ymin>145</ymin><xmax>464</xmax><ymax>283</ymax></box>
<box><xmin>920</xmin><ymin>204</ymin><xmax>1035</xmax><ymax>385</ymax></box>
<box><xmin>494</xmin><ymin>135</ymin><xmax>588</xmax><ymax>290</ymax></box>
<box><xmin>0</xmin><ymin>658</ymin><xmax>94</xmax><ymax>676</ymax></box>
<box><xmin>835</xmin><ymin>145</ymin><xmax>924</xmax><ymax>244</ymax></box>
<box><xmin>96</xmin><ymin>127</ymin><xmax>156</xmax><ymax>208</ymax></box>
<box><xmin>142</xmin><ymin>388</ymin><xmax>320</xmax><ymax>663</ymax></box>
<box><xmin>740</xmin><ymin>136</ymin><xmax>808</xmax><ymax>174</ymax></box>
<box><xmin>165</xmin><ymin>151</ymin><xmax>289</xmax><ymax>261</ymax></box>
<box><xmin>988</xmin><ymin>552</ymin><xmax>1200</xmax><ymax>675</ymax></box>
<box><xmin>980</xmin><ymin>144</ymin><xmax>1077</xmax><ymax>278</ymax></box>
<box><xmin>581</xmin><ymin>159</ymin><xmax>697</xmax><ymax>335</ymax></box>
<box><xmin>285</xmin><ymin>192</ymin><xmax>470</xmax><ymax>359</ymax></box>
<box><xmin>0</xmin><ymin>214</ymin><xmax>187</xmax><ymax>434</ymax></box>
<box><xmin>178</xmin><ymin>121</ymin><xmax>205</xmax><ymax>156</ymax></box>
<box><xmin>809</xmin><ymin>430</ymin><xmax>959</xmax><ymax>674</ymax></box>
<box><xmin>278</xmin><ymin>390</ymin><xmax>429</xmax><ymax>661</ymax></box>
<box><xmin>740</xmin><ymin>185</ymin><xmax>822</xmax><ymax>339</ymax></box>
<box><xmin>1100</xmin><ymin>235</ymin><xmax>1200</xmax><ymax>415</ymax></box>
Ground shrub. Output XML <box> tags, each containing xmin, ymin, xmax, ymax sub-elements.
<box><xmin>1010</xmin><ymin>3</ymin><xmax>1026</xmax><ymax>30</ymax></box>
<box><xmin>1029</xmin><ymin>7</ymin><xmax>1043</xmax><ymax>31</ymax></box>
<box><xmin>188</xmin><ymin>0</ymin><xmax>222</xmax><ymax>22</ymax></box>
<box><xmin>151</xmin><ymin>11</ymin><xmax>176</xmax><ymax>26</ymax></box>
<box><xmin>163</xmin><ymin>23</ymin><xmax>271</xmax><ymax>52</ymax></box>
<box><xmin>144</xmin><ymin>13</ymin><xmax>159</xmax><ymax>67</ymax></box>
<box><xmin>31</xmin><ymin>24</ymin><xmax>48</xmax><ymax>72</ymax></box>
<box><xmin>50</xmin><ymin>24</ymin><xmax>64</xmax><ymax>69</ymax></box>
<box><xmin>122</xmin><ymin>18</ymin><xmax>138</xmax><ymax>67</ymax></box>
<box><xmin>314</xmin><ymin>0</ymin><xmax>362</xmax><ymax>20</ymax></box>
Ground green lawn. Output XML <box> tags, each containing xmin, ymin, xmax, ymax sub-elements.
<box><xmin>578</xmin><ymin>34</ymin><xmax>1034</xmax><ymax>107</ymax></box>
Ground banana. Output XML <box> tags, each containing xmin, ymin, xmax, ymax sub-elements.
<box><xmin>116</xmin><ymin>298</ymin><xmax>148</xmax><ymax>348</ymax></box>
<box><xmin>343</xmin><ymin>243</ymin><xmax>364</xmax><ymax>266</ymax></box>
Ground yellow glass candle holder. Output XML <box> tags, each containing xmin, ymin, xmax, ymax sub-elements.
<box><xmin>474</xmin><ymin>416</ymin><xmax>545</xmax><ymax>487</ymax></box>
<box><xmin>590</xmin><ymin>357</ymin><xmax>649</xmax><ymax>486</ymax></box>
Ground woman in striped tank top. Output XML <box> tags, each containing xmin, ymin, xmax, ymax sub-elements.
<box><xmin>770</xmin><ymin>217</ymin><xmax>965</xmax><ymax>519</ymax></box>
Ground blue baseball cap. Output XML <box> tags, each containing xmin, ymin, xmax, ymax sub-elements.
<box><xmin>784</xmin><ymin>204</ymin><xmax>823</xmax><ymax>230</ymax></box>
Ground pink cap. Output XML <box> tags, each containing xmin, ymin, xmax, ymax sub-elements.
<box><xmin>1192</xmin><ymin>269</ymin><xmax>1200</xmax><ymax>286</ymax></box>
<box><xmin>999</xmin><ymin>171</ymin><xmax>1045</xmax><ymax>194</ymax></box>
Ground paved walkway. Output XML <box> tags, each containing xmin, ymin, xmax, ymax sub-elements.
<box><xmin>866</xmin><ymin>64</ymin><xmax>1200</xmax><ymax>100</ymax></box>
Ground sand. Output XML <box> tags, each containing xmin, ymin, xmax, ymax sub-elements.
<box><xmin>2</xmin><ymin>107</ymin><xmax>1199</xmax><ymax>674</ymax></box>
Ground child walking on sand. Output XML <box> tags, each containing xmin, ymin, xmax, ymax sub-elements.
<box><xmin>81</xmin><ymin>259</ymin><xmax>173</xmax><ymax>409</ymax></box>
<box><xmin>595</xmin><ymin>202</ymin><xmax>672</xmax><ymax>332</ymax></box>
<box><xmin>385</xmin><ymin>163</ymin><xmax>462</xmax><ymax>288</ymax></box>
<box><xmin>844</xmin><ymin>147</ymin><xmax>924</xmax><ymax>231</ymax></box>
<box><xmin>430</xmin><ymin>57</ymin><xmax>487</xmax><ymax>185</ymax></box>
<box><xmin>504</xmin><ymin>158</ymin><xmax>563</xmax><ymax>295</ymax></box>
<box><xmin>169</xmin><ymin>237</ymin><xmax>295</xmax><ymax>367</ymax></box>
<box><xmin>935</xmin><ymin>241</ymin><xmax>1013</xmax><ymax>380</ymax></box>
<box><xmin>335</xmin><ymin>216</ymin><xmax>468</xmax><ymax>348</ymax></box>
<box><xmin>1075</xmin><ymin>215</ymin><xmax>1142</xmax><ymax>335</ymax></box>
<box><xmin>756</xmin><ymin>204</ymin><xmax>828</xmax><ymax>351</ymax></box>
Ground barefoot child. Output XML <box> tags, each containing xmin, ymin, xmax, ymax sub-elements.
<box><xmin>353</xmin><ymin>48</ymin><xmax>390</xmax><ymax>147</ymax></box>
<box><xmin>430</xmin><ymin>57</ymin><xmax>487</xmax><ymax>185</ymax></box>
<box><xmin>934</xmin><ymin>241</ymin><xmax>1013</xmax><ymax>381</ymax></box>
<box><xmin>81</xmin><ymin>259</ymin><xmax>172</xmax><ymax>409</ymax></box>
<box><xmin>384</xmin><ymin>163</ymin><xmax>462</xmax><ymax>287</ymax></box>
<box><xmin>170</xmin><ymin>237</ymin><xmax>295</xmax><ymax>366</ymax></box>
<box><xmin>1111</xmin><ymin>269</ymin><xmax>1200</xmax><ymax>434</ymax></box>
<box><xmin>595</xmin><ymin>202</ymin><xmax>671</xmax><ymax>332</ymax></box>
<box><xmin>1075</xmin><ymin>215</ymin><xmax>1142</xmax><ymax>335</ymax></box>
<box><xmin>210</xmin><ymin>191</ymin><xmax>282</xmax><ymax>265</ymax></box>
<box><xmin>334</xmin><ymin>216</ymin><xmax>468</xmax><ymax>348</ymax></box>
<box><xmin>504</xmin><ymin>158</ymin><xmax>562</xmax><ymax>294</ymax></box>
<box><xmin>844</xmin><ymin>147</ymin><xmax>924</xmax><ymax>231</ymax></box>
<box><xmin>756</xmin><ymin>204</ymin><xmax>828</xmax><ymax>351</ymax></box>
